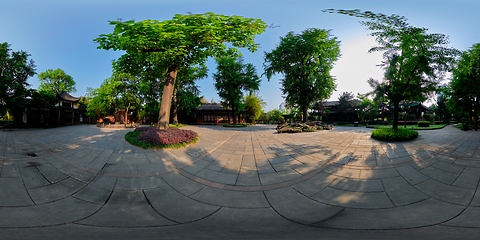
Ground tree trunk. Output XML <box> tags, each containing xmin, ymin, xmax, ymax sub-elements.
<box><xmin>393</xmin><ymin>101</ymin><xmax>400</xmax><ymax>130</ymax></box>
<box><xmin>475</xmin><ymin>97</ymin><xmax>478</xmax><ymax>131</ymax></box>
<box><xmin>125</xmin><ymin>102</ymin><xmax>131</xmax><ymax>124</ymax></box>
<box><xmin>157</xmin><ymin>65</ymin><xmax>179</xmax><ymax>129</ymax></box>
<box><xmin>302</xmin><ymin>106</ymin><xmax>308</xmax><ymax>122</ymax></box>
<box><xmin>232</xmin><ymin>107</ymin><xmax>237</xmax><ymax>125</ymax></box>
<box><xmin>172</xmin><ymin>90</ymin><xmax>178</xmax><ymax>125</ymax></box>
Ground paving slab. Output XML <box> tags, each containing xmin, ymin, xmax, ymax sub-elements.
<box><xmin>415</xmin><ymin>179</ymin><xmax>475</xmax><ymax>205</ymax></box>
<box><xmin>19</xmin><ymin>165</ymin><xmax>51</xmax><ymax>189</ymax></box>
<box><xmin>396</xmin><ymin>164</ymin><xmax>429</xmax><ymax>185</ymax></box>
<box><xmin>0</xmin><ymin>197</ymin><xmax>102</xmax><ymax>227</ymax></box>
<box><xmin>420</xmin><ymin>166</ymin><xmax>460</xmax><ymax>184</ymax></box>
<box><xmin>37</xmin><ymin>163</ymin><xmax>69</xmax><ymax>183</ymax></box>
<box><xmin>144</xmin><ymin>185</ymin><xmax>220</xmax><ymax>223</ymax></box>
<box><xmin>382</xmin><ymin>176</ymin><xmax>429</xmax><ymax>206</ymax></box>
<box><xmin>452</xmin><ymin>167</ymin><xmax>480</xmax><ymax>189</ymax></box>
<box><xmin>259</xmin><ymin>169</ymin><xmax>301</xmax><ymax>185</ymax></box>
<box><xmin>28</xmin><ymin>178</ymin><xmax>86</xmax><ymax>204</ymax></box>
<box><xmin>77</xmin><ymin>189</ymin><xmax>175</xmax><ymax>227</ymax></box>
<box><xmin>0</xmin><ymin>177</ymin><xmax>34</xmax><ymax>206</ymax></box>
<box><xmin>1</xmin><ymin>161</ymin><xmax>21</xmax><ymax>178</ymax></box>
<box><xmin>73</xmin><ymin>175</ymin><xmax>116</xmax><ymax>204</ymax></box>
<box><xmin>235</xmin><ymin>166</ymin><xmax>261</xmax><ymax>186</ymax></box>
<box><xmin>312</xmin><ymin>186</ymin><xmax>394</xmax><ymax>209</ymax></box>
<box><xmin>328</xmin><ymin>177</ymin><xmax>384</xmax><ymax>192</ymax></box>
<box><xmin>443</xmin><ymin>206</ymin><xmax>480</xmax><ymax>227</ymax></box>
<box><xmin>359</xmin><ymin>168</ymin><xmax>400</xmax><ymax>179</ymax></box>
<box><xmin>195</xmin><ymin>168</ymin><xmax>237</xmax><ymax>185</ymax></box>
<box><xmin>189</xmin><ymin>186</ymin><xmax>269</xmax><ymax>208</ymax></box>
<box><xmin>265</xmin><ymin>187</ymin><xmax>344</xmax><ymax>225</ymax></box>
<box><xmin>291</xmin><ymin>171</ymin><xmax>337</xmax><ymax>197</ymax></box>
<box><xmin>161</xmin><ymin>171</ymin><xmax>205</xmax><ymax>196</ymax></box>
<box><xmin>315</xmin><ymin>198</ymin><xmax>465</xmax><ymax>229</ymax></box>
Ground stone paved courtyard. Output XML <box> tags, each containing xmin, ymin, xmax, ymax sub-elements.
<box><xmin>1</xmin><ymin>124</ymin><xmax>480</xmax><ymax>239</ymax></box>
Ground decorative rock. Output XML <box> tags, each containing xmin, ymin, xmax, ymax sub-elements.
<box><xmin>276</xmin><ymin>122</ymin><xmax>332</xmax><ymax>133</ymax></box>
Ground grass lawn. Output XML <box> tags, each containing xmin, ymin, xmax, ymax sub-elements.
<box><xmin>366</xmin><ymin>124</ymin><xmax>447</xmax><ymax>130</ymax></box>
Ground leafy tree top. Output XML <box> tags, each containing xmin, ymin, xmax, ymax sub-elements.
<box><xmin>0</xmin><ymin>42</ymin><xmax>36</xmax><ymax>123</ymax></box>
<box><xmin>214</xmin><ymin>56</ymin><xmax>260</xmax><ymax>108</ymax></box>
<box><xmin>94</xmin><ymin>13</ymin><xmax>267</xmax><ymax>66</ymax></box>
<box><xmin>213</xmin><ymin>55</ymin><xmax>260</xmax><ymax>124</ymax></box>
<box><xmin>263</xmin><ymin>28</ymin><xmax>340</xmax><ymax>121</ymax></box>
<box><xmin>327</xmin><ymin>9</ymin><xmax>458</xmax><ymax>100</ymax></box>
<box><xmin>38</xmin><ymin>68</ymin><xmax>76</xmax><ymax>94</ymax></box>
<box><xmin>325</xmin><ymin>9</ymin><xmax>459</xmax><ymax>129</ymax></box>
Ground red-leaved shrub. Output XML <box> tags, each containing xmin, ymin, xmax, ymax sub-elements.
<box><xmin>135</xmin><ymin>127</ymin><xmax>197</xmax><ymax>146</ymax></box>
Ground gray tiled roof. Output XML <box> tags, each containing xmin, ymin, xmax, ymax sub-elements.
<box><xmin>57</xmin><ymin>91</ymin><xmax>81</xmax><ymax>102</ymax></box>
<box><xmin>197</xmin><ymin>103</ymin><xmax>231</xmax><ymax>110</ymax></box>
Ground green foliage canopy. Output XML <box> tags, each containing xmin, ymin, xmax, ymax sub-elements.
<box><xmin>94</xmin><ymin>13</ymin><xmax>267</xmax><ymax>128</ymax></box>
<box><xmin>244</xmin><ymin>92</ymin><xmax>266</xmax><ymax>124</ymax></box>
<box><xmin>214</xmin><ymin>56</ymin><xmax>260</xmax><ymax>125</ymax></box>
<box><xmin>447</xmin><ymin>43</ymin><xmax>480</xmax><ymax>129</ymax></box>
<box><xmin>337</xmin><ymin>91</ymin><xmax>355</xmax><ymax>121</ymax></box>
<box><xmin>0</xmin><ymin>42</ymin><xmax>36</xmax><ymax>125</ymax></box>
<box><xmin>86</xmin><ymin>72</ymin><xmax>141</xmax><ymax>121</ymax></box>
<box><xmin>326</xmin><ymin>9</ymin><xmax>459</xmax><ymax>130</ymax></box>
<box><xmin>264</xmin><ymin>28</ymin><xmax>340</xmax><ymax>122</ymax></box>
<box><xmin>38</xmin><ymin>68</ymin><xmax>76</xmax><ymax>94</ymax></box>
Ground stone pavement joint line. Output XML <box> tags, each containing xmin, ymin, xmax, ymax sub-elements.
<box><xmin>2</xmin><ymin>124</ymin><xmax>480</xmax><ymax>231</ymax></box>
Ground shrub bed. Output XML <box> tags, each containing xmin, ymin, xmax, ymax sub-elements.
<box><xmin>125</xmin><ymin>127</ymin><xmax>198</xmax><ymax>149</ymax></box>
<box><xmin>223</xmin><ymin>124</ymin><xmax>247</xmax><ymax>127</ymax></box>
<box><xmin>417</xmin><ymin>121</ymin><xmax>431</xmax><ymax>127</ymax></box>
<box><xmin>371</xmin><ymin>128</ymin><xmax>418</xmax><ymax>142</ymax></box>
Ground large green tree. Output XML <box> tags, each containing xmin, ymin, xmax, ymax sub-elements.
<box><xmin>0</xmin><ymin>42</ymin><xmax>36</xmax><ymax>125</ymax></box>
<box><xmin>38</xmin><ymin>68</ymin><xmax>76</xmax><ymax>94</ymax></box>
<box><xmin>94</xmin><ymin>13</ymin><xmax>266</xmax><ymax>129</ymax></box>
<box><xmin>244</xmin><ymin>92</ymin><xmax>266</xmax><ymax>124</ymax></box>
<box><xmin>264</xmin><ymin>28</ymin><xmax>340</xmax><ymax>122</ymax></box>
<box><xmin>214</xmin><ymin>56</ymin><xmax>260</xmax><ymax>125</ymax></box>
<box><xmin>86</xmin><ymin>72</ymin><xmax>141</xmax><ymax>122</ymax></box>
<box><xmin>326</xmin><ymin>9</ymin><xmax>459</xmax><ymax>130</ymax></box>
<box><xmin>448</xmin><ymin>43</ymin><xmax>480</xmax><ymax>130</ymax></box>
<box><xmin>336</xmin><ymin>91</ymin><xmax>355</xmax><ymax>121</ymax></box>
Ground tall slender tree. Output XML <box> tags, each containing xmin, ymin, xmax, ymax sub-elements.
<box><xmin>448</xmin><ymin>43</ymin><xmax>480</xmax><ymax>130</ymax></box>
<box><xmin>214</xmin><ymin>56</ymin><xmax>260</xmax><ymax>125</ymax></box>
<box><xmin>0</xmin><ymin>42</ymin><xmax>36</xmax><ymax>125</ymax></box>
<box><xmin>264</xmin><ymin>28</ymin><xmax>340</xmax><ymax>122</ymax></box>
<box><xmin>326</xmin><ymin>9</ymin><xmax>459</xmax><ymax>129</ymax></box>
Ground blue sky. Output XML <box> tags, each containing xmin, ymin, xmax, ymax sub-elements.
<box><xmin>2</xmin><ymin>0</ymin><xmax>478</xmax><ymax>111</ymax></box>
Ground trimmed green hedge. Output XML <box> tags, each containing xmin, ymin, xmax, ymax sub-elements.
<box><xmin>371</xmin><ymin>128</ymin><xmax>419</xmax><ymax>142</ymax></box>
<box><xmin>417</xmin><ymin>121</ymin><xmax>431</xmax><ymax>127</ymax></box>
<box><xmin>223</xmin><ymin>124</ymin><xmax>247</xmax><ymax>128</ymax></box>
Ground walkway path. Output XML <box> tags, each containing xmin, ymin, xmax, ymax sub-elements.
<box><xmin>1</xmin><ymin>124</ymin><xmax>480</xmax><ymax>239</ymax></box>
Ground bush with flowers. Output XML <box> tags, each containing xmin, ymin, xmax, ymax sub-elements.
<box><xmin>125</xmin><ymin>126</ymin><xmax>198</xmax><ymax>149</ymax></box>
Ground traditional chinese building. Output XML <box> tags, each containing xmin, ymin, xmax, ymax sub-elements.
<box><xmin>196</xmin><ymin>103</ymin><xmax>245</xmax><ymax>124</ymax></box>
<box><xmin>55</xmin><ymin>91</ymin><xmax>82</xmax><ymax>125</ymax></box>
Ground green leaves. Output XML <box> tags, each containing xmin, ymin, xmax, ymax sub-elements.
<box><xmin>448</xmin><ymin>43</ymin><xmax>480</xmax><ymax>120</ymax></box>
<box><xmin>328</xmin><ymin>9</ymin><xmax>458</xmax><ymax>129</ymax></box>
<box><xmin>0</xmin><ymin>42</ymin><xmax>36</xmax><ymax>124</ymax></box>
<box><xmin>214</xmin><ymin>55</ymin><xmax>260</xmax><ymax>125</ymax></box>
<box><xmin>38</xmin><ymin>68</ymin><xmax>76</xmax><ymax>94</ymax></box>
<box><xmin>264</xmin><ymin>28</ymin><xmax>340</xmax><ymax>122</ymax></box>
<box><xmin>94</xmin><ymin>13</ymin><xmax>267</xmax><ymax>66</ymax></box>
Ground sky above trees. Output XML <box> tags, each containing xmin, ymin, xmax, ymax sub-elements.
<box><xmin>2</xmin><ymin>0</ymin><xmax>478</xmax><ymax>111</ymax></box>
